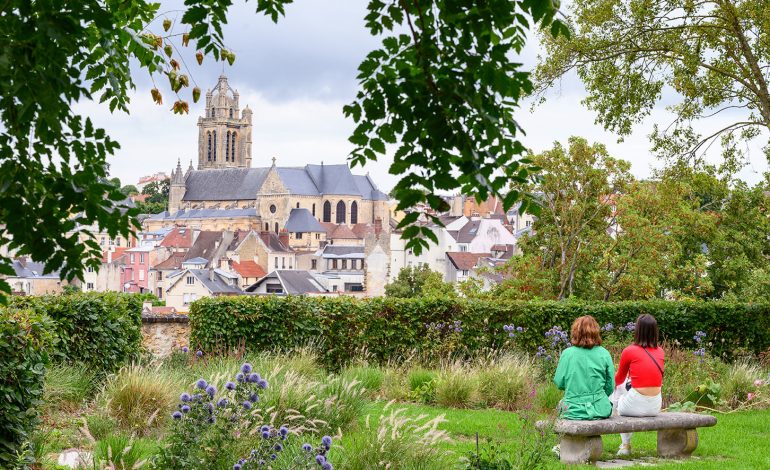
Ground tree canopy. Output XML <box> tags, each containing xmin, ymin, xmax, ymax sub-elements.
<box><xmin>0</xmin><ymin>0</ymin><xmax>566</xmax><ymax>301</ymax></box>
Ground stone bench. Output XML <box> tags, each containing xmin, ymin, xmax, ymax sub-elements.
<box><xmin>538</xmin><ymin>412</ymin><xmax>717</xmax><ymax>464</ymax></box>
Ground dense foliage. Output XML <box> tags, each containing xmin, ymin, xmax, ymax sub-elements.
<box><xmin>10</xmin><ymin>292</ymin><xmax>145</xmax><ymax>374</ymax></box>
<box><xmin>385</xmin><ymin>265</ymin><xmax>456</xmax><ymax>298</ymax></box>
<box><xmin>0</xmin><ymin>309</ymin><xmax>53</xmax><ymax>467</ymax></box>
<box><xmin>190</xmin><ymin>296</ymin><xmax>770</xmax><ymax>366</ymax></box>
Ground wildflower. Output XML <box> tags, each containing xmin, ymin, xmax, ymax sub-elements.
<box><xmin>205</xmin><ymin>385</ymin><xmax>217</xmax><ymax>398</ymax></box>
<box><xmin>196</xmin><ymin>379</ymin><xmax>208</xmax><ymax>389</ymax></box>
<box><xmin>503</xmin><ymin>325</ymin><xmax>512</xmax><ymax>332</ymax></box>
<box><xmin>180</xmin><ymin>392</ymin><xmax>191</xmax><ymax>403</ymax></box>
<box><xmin>323</xmin><ymin>463</ymin><xmax>333</xmax><ymax>470</ymax></box>
<box><xmin>624</xmin><ymin>322</ymin><xmax>635</xmax><ymax>332</ymax></box>
<box><xmin>270</xmin><ymin>454</ymin><xmax>277</xmax><ymax>460</ymax></box>
<box><xmin>248</xmin><ymin>373</ymin><xmax>260</xmax><ymax>383</ymax></box>
<box><xmin>225</xmin><ymin>381</ymin><xmax>236</xmax><ymax>391</ymax></box>
<box><xmin>694</xmin><ymin>348</ymin><xmax>706</xmax><ymax>357</ymax></box>
<box><xmin>279</xmin><ymin>425</ymin><xmax>289</xmax><ymax>437</ymax></box>
<box><xmin>748</xmin><ymin>392</ymin><xmax>756</xmax><ymax>401</ymax></box>
<box><xmin>275</xmin><ymin>443</ymin><xmax>283</xmax><ymax>452</ymax></box>
<box><xmin>236</xmin><ymin>373</ymin><xmax>245</xmax><ymax>383</ymax></box>
<box><xmin>172</xmin><ymin>411</ymin><xmax>182</xmax><ymax>420</ymax></box>
<box><xmin>546</xmin><ymin>355</ymin><xmax>552</xmax><ymax>361</ymax></box>
<box><xmin>208</xmin><ymin>416</ymin><xmax>216</xmax><ymax>424</ymax></box>
<box><xmin>755</xmin><ymin>379</ymin><xmax>764</xmax><ymax>387</ymax></box>
<box><xmin>206</xmin><ymin>402</ymin><xmax>214</xmax><ymax>413</ymax></box>
<box><xmin>261</xmin><ymin>425</ymin><xmax>270</xmax><ymax>433</ymax></box>
<box><xmin>302</xmin><ymin>443</ymin><xmax>312</xmax><ymax>452</ymax></box>
<box><xmin>196</xmin><ymin>350</ymin><xmax>203</xmax><ymax>357</ymax></box>
<box><xmin>182</xmin><ymin>346</ymin><xmax>189</xmax><ymax>353</ymax></box>
<box><xmin>249</xmin><ymin>393</ymin><xmax>259</xmax><ymax>402</ymax></box>
<box><xmin>316</xmin><ymin>455</ymin><xmax>326</xmax><ymax>464</ymax></box>
<box><xmin>181</xmin><ymin>405</ymin><xmax>191</xmax><ymax>414</ymax></box>
<box><xmin>192</xmin><ymin>393</ymin><xmax>202</xmax><ymax>402</ymax></box>
<box><xmin>217</xmin><ymin>398</ymin><xmax>228</xmax><ymax>407</ymax></box>
<box><xmin>516</xmin><ymin>326</ymin><xmax>524</xmax><ymax>332</ymax></box>
<box><xmin>262</xmin><ymin>430</ymin><xmax>270</xmax><ymax>439</ymax></box>
<box><xmin>241</xmin><ymin>363</ymin><xmax>253</xmax><ymax>374</ymax></box>
<box><xmin>242</xmin><ymin>400</ymin><xmax>252</xmax><ymax>410</ymax></box>
<box><xmin>233</xmin><ymin>465</ymin><xmax>241</xmax><ymax>470</ymax></box>
<box><xmin>257</xmin><ymin>379</ymin><xmax>268</xmax><ymax>389</ymax></box>
<box><xmin>601</xmin><ymin>323</ymin><xmax>614</xmax><ymax>332</ymax></box>
<box><xmin>322</xmin><ymin>435</ymin><xmax>333</xmax><ymax>447</ymax></box>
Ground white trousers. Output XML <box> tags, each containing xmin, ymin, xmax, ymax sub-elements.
<box><xmin>611</xmin><ymin>385</ymin><xmax>662</xmax><ymax>445</ymax></box>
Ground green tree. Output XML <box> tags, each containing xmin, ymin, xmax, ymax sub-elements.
<box><xmin>535</xmin><ymin>0</ymin><xmax>770</xmax><ymax>164</ymax></box>
<box><xmin>384</xmin><ymin>265</ymin><xmax>454</xmax><ymax>298</ymax></box>
<box><xmin>142</xmin><ymin>179</ymin><xmax>170</xmax><ymax>204</ymax></box>
<box><xmin>488</xmin><ymin>254</ymin><xmax>559</xmax><ymax>300</ymax></box>
<box><xmin>119</xmin><ymin>185</ymin><xmax>139</xmax><ymax>196</ymax></box>
<box><xmin>0</xmin><ymin>0</ymin><xmax>565</xmax><ymax>301</ymax></box>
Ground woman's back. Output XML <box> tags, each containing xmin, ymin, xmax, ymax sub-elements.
<box><xmin>554</xmin><ymin>345</ymin><xmax>615</xmax><ymax>420</ymax></box>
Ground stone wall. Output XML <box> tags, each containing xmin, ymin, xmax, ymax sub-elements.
<box><xmin>141</xmin><ymin>313</ymin><xmax>190</xmax><ymax>357</ymax></box>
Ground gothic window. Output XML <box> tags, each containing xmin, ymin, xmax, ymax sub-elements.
<box><xmin>264</xmin><ymin>223</ymin><xmax>269</xmax><ymax>231</ymax></box>
<box><xmin>350</xmin><ymin>201</ymin><xmax>358</xmax><ymax>224</ymax></box>
<box><xmin>225</xmin><ymin>131</ymin><xmax>231</xmax><ymax>162</ymax></box>
<box><xmin>229</xmin><ymin>108</ymin><xmax>233</xmax><ymax>118</ymax></box>
<box><xmin>323</xmin><ymin>201</ymin><xmax>331</xmax><ymax>223</ymax></box>
<box><xmin>231</xmin><ymin>132</ymin><xmax>236</xmax><ymax>161</ymax></box>
<box><xmin>312</xmin><ymin>203</ymin><xmax>316</xmax><ymax>217</ymax></box>
<box><xmin>336</xmin><ymin>201</ymin><xmax>346</xmax><ymax>224</ymax></box>
<box><xmin>212</xmin><ymin>132</ymin><xmax>217</xmax><ymax>161</ymax></box>
<box><xmin>274</xmin><ymin>222</ymin><xmax>279</xmax><ymax>234</ymax></box>
<box><xmin>207</xmin><ymin>132</ymin><xmax>212</xmax><ymax>161</ymax></box>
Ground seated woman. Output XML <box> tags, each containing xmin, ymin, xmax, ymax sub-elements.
<box><xmin>613</xmin><ymin>314</ymin><xmax>665</xmax><ymax>456</ymax></box>
<box><xmin>554</xmin><ymin>315</ymin><xmax>615</xmax><ymax>420</ymax></box>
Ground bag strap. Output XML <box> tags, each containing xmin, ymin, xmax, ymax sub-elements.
<box><xmin>641</xmin><ymin>346</ymin><xmax>664</xmax><ymax>378</ymax></box>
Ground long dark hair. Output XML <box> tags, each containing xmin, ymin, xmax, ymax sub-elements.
<box><xmin>633</xmin><ymin>314</ymin><xmax>659</xmax><ymax>348</ymax></box>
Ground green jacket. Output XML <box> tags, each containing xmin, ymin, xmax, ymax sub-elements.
<box><xmin>553</xmin><ymin>345</ymin><xmax>615</xmax><ymax>420</ymax></box>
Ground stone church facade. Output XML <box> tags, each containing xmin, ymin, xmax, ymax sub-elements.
<box><xmin>144</xmin><ymin>75</ymin><xmax>391</xmax><ymax>237</ymax></box>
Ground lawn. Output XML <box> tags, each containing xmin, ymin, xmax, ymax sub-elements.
<box><xmin>357</xmin><ymin>401</ymin><xmax>770</xmax><ymax>469</ymax></box>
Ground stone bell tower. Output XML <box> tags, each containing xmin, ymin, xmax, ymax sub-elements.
<box><xmin>197</xmin><ymin>75</ymin><xmax>253</xmax><ymax>169</ymax></box>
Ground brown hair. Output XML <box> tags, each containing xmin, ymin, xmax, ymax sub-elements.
<box><xmin>634</xmin><ymin>314</ymin><xmax>659</xmax><ymax>348</ymax></box>
<box><xmin>570</xmin><ymin>315</ymin><xmax>602</xmax><ymax>348</ymax></box>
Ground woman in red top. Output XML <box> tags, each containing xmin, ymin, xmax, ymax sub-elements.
<box><xmin>612</xmin><ymin>314</ymin><xmax>664</xmax><ymax>456</ymax></box>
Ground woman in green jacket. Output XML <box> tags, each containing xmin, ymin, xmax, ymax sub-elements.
<box><xmin>553</xmin><ymin>315</ymin><xmax>615</xmax><ymax>420</ymax></box>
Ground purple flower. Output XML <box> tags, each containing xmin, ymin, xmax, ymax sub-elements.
<box><xmin>323</xmin><ymin>463</ymin><xmax>333</xmax><ymax>470</ymax></box>
<box><xmin>181</xmin><ymin>346</ymin><xmax>189</xmax><ymax>353</ymax></box>
<box><xmin>257</xmin><ymin>379</ymin><xmax>268</xmax><ymax>389</ymax></box>
<box><xmin>249</xmin><ymin>393</ymin><xmax>259</xmax><ymax>402</ymax></box>
<box><xmin>196</xmin><ymin>350</ymin><xmax>203</xmax><ymax>358</ymax></box>
<box><xmin>196</xmin><ymin>379</ymin><xmax>207</xmax><ymax>389</ymax></box>
<box><xmin>274</xmin><ymin>442</ymin><xmax>283</xmax><ymax>452</ymax></box>
<box><xmin>279</xmin><ymin>425</ymin><xmax>289</xmax><ymax>437</ymax></box>
<box><xmin>242</xmin><ymin>400</ymin><xmax>252</xmax><ymax>410</ymax></box>
<box><xmin>322</xmin><ymin>435</ymin><xmax>333</xmax><ymax>447</ymax></box>
<box><xmin>261</xmin><ymin>425</ymin><xmax>270</xmax><ymax>433</ymax></box>
<box><xmin>225</xmin><ymin>381</ymin><xmax>236</xmax><ymax>391</ymax></box>
<box><xmin>302</xmin><ymin>443</ymin><xmax>312</xmax><ymax>452</ymax></box>
<box><xmin>248</xmin><ymin>373</ymin><xmax>260</xmax><ymax>383</ymax></box>
<box><xmin>180</xmin><ymin>393</ymin><xmax>191</xmax><ymax>403</ymax></box>
<box><xmin>217</xmin><ymin>398</ymin><xmax>228</xmax><ymax>407</ymax></box>
<box><xmin>270</xmin><ymin>454</ymin><xmax>277</xmax><ymax>460</ymax></box>
<box><xmin>172</xmin><ymin>411</ymin><xmax>182</xmax><ymax>420</ymax></box>
<box><xmin>208</xmin><ymin>416</ymin><xmax>216</xmax><ymax>424</ymax></box>
<box><xmin>316</xmin><ymin>455</ymin><xmax>326</xmax><ymax>464</ymax></box>
<box><xmin>241</xmin><ymin>363</ymin><xmax>253</xmax><ymax>374</ymax></box>
<box><xmin>262</xmin><ymin>430</ymin><xmax>270</xmax><ymax>439</ymax></box>
<box><xmin>206</xmin><ymin>402</ymin><xmax>214</xmax><ymax>413</ymax></box>
<box><xmin>233</xmin><ymin>464</ymin><xmax>241</xmax><ymax>470</ymax></box>
<box><xmin>235</xmin><ymin>373</ymin><xmax>245</xmax><ymax>383</ymax></box>
<box><xmin>181</xmin><ymin>405</ymin><xmax>190</xmax><ymax>414</ymax></box>
<box><xmin>205</xmin><ymin>385</ymin><xmax>216</xmax><ymax>398</ymax></box>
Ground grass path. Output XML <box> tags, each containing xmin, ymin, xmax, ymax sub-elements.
<box><xmin>357</xmin><ymin>401</ymin><xmax>770</xmax><ymax>469</ymax></box>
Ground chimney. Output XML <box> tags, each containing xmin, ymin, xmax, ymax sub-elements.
<box><xmin>374</xmin><ymin>217</ymin><xmax>382</xmax><ymax>237</ymax></box>
<box><xmin>260</xmin><ymin>230</ymin><xmax>270</xmax><ymax>246</ymax></box>
<box><xmin>208</xmin><ymin>267</ymin><xmax>215</xmax><ymax>281</ymax></box>
<box><xmin>219</xmin><ymin>257</ymin><xmax>229</xmax><ymax>270</ymax></box>
<box><xmin>278</xmin><ymin>229</ymin><xmax>289</xmax><ymax>248</ymax></box>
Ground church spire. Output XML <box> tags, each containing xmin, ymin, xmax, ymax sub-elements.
<box><xmin>197</xmin><ymin>75</ymin><xmax>252</xmax><ymax>170</ymax></box>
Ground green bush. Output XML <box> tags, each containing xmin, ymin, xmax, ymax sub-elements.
<box><xmin>0</xmin><ymin>308</ymin><xmax>53</xmax><ymax>467</ymax></box>
<box><xmin>11</xmin><ymin>292</ymin><xmax>144</xmax><ymax>373</ymax></box>
<box><xmin>43</xmin><ymin>363</ymin><xmax>97</xmax><ymax>410</ymax></box>
<box><xmin>190</xmin><ymin>297</ymin><xmax>770</xmax><ymax>367</ymax></box>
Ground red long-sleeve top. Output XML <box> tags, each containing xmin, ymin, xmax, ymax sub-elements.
<box><xmin>614</xmin><ymin>345</ymin><xmax>665</xmax><ymax>388</ymax></box>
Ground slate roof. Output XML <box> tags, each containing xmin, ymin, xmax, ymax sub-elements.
<box><xmin>188</xmin><ymin>269</ymin><xmax>242</xmax><ymax>294</ymax></box>
<box><xmin>147</xmin><ymin>208</ymin><xmax>258</xmax><ymax>221</ymax></box>
<box><xmin>259</xmin><ymin>232</ymin><xmax>293</xmax><ymax>253</ymax></box>
<box><xmin>284</xmin><ymin>208</ymin><xmax>325</xmax><ymax>233</ymax></box>
<box><xmin>247</xmin><ymin>270</ymin><xmax>327</xmax><ymax>294</ymax></box>
<box><xmin>185</xmin><ymin>231</ymin><xmax>224</xmax><ymax>264</ymax></box>
<box><xmin>232</xmin><ymin>260</ymin><xmax>267</xmax><ymax>278</ymax></box>
<box><xmin>183</xmin><ymin>257</ymin><xmax>209</xmax><ymax>265</ymax></box>
<box><xmin>10</xmin><ymin>259</ymin><xmax>59</xmax><ymax>278</ymax></box>
<box><xmin>451</xmin><ymin>220</ymin><xmax>481</xmax><ymax>243</ymax></box>
<box><xmin>320</xmin><ymin>246</ymin><xmax>365</xmax><ymax>258</ymax></box>
<box><xmin>180</xmin><ymin>164</ymin><xmax>389</xmax><ymax>202</ymax></box>
<box><xmin>446</xmin><ymin>252</ymin><xmax>489</xmax><ymax>270</ymax></box>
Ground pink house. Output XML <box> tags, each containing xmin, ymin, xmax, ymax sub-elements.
<box><xmin>120</xmin><ymin>246</ymin><xmax>155</xmax><ymax>293</ymax></box>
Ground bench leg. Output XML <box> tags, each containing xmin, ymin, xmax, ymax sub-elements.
<box><xmin>560</xmin><ymin>435</ymin><xmax>603</xmax><ymax>464</ymax></box>
<box><xmin>657</xmin><ymin>428</ymin><xmax>698</xmax><ymax>458</ymax></box>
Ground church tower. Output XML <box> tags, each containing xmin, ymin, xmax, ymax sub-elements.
<box><xmin>197</xmin><ymin>75</ymin><xmax>253</xmax><ymax>169</ymax></box>
<box><xmin>168</xmin><ymin>159</ymin><xmax>187</xmax><ymax>213</ymax></box>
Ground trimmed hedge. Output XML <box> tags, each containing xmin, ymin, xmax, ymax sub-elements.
<box><xmin>190</xmin><ymin>297</ymin><xmax>770</xmax><ymax>366</ymax></box>
<box><xmin>10</xmin><ymin>292</ymin><xmax>145</xmax><ymax>374</ymax></box>
<box><xmin>0</xmin><ymin>309</ymin><xmax>53</xmax><ymax>466</ymax></box>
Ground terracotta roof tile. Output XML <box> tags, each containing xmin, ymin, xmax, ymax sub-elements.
<box><xmin>232</xmin><ymin>260</ymin><xmax>267</xmax><ymax>278</ymax></box>
<box><xmin>153</xmin><ymin>252</ymin><xmax>186</xmax><ymax>270</ymax></box>
<box><xmin>330</xmin><ymin>224</ymin><xmax>359</xmax><ymax>239</ymax></box>
<box><xmin>446</xmin><ymin>252</ymin><xmax>490</xmax><ymax>270</ymax></box>
<box><xmin>102</xmin><ymin>247</ymin><xmax>129</xmax><ymax>263</ymax></box>
<box><xmin>160</xmin><ymin>226</ymin><xmax>194</xmax><ymax>248</ymax></box>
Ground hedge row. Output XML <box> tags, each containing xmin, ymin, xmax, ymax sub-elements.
<box><xmin>0</xmin><ymin>309</ymin><xmax>52</xmax><ymax>467</ymax></box>
<box><xmin>10</xmin><ymin>292</ymin><xmax>145</xmax><ymax>374</ymax></box>
<box><xmin>189</xmin><ymin>297</ymin><xmax>770</xmax><ymax>366</ymax></box>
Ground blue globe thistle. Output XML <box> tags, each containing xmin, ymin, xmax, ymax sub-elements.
<box><xmin>208</xmin><ymin>416</ymin><xmax>216</xmax><ymax>424</ymax></box>
<box><xmin>322</xmin><ymin>463</ymin><xmax>333</xmax><ymax>470</ymax></box>
<box><xmin>302</xmin><ymin>443</ymin><xmax>312</xmax><ymax>452</ymax></box>
<box><xmin>235</xmin><ymin>373</ymin><xmax>245</xmax><ymax>383</ymax></box>
<box><xmin>257</xmin><ymin>379</ymin><xmax>268</xmax><ymax>389</ymax></box>
<box><xmin>205</xmin><ymin>385</ymin><xmax>217</xmax><ymax>398</ymax></box>
<box><xmin>247</xmin><ymin>373</ymin><xmax>260</xmax><ymax>383</ymax></box>
<box><xmin>225</xmin><ymin>381</ymin><xmax>236</xmax><ymax>391</ymax></box>
<box><xmin>238</xmin><ymin>459</ymin><xmax>245</xmax><ymax>465</ymax></box>
<box><xmin>196</xmin><ymin>350</ymin><xmax>203</xmax><ymax>357</ymax></box>
<box><xmin>274</xmin><ymin>443</ymin><xmax>283</xmax><ymax>452</ymax></box>
<box><xmin>182</xmin><ymin>346</ymin><xmax>189</xmax><ymax>353</ymax></box>
<box><xmin>242</xmin><ymin>400</ymin><xmax>252</xmax><ymax>410</ymax></box>
<box><xmin>262</xmin><ymin>430</ymin><xmax>270</xmax><ymax>439</ymax></box>
<box><xmin>260</xmin><ymin>425</ymin><xmax>270</xmax><ymax>433</ymax></box>
<box><xmin>250</xmin><ymin>450</ymin><xmax>257</xmax><ymax>457</ymax></box>
<box><xmin>233</xmin><ymin>464</ymin><xmax>241</xmax><ymax>470</ymax></box>
<box><xmin>270</xmin><ymin>454</ymin><xmax>277</xmax><ymax>461</ymax></box>
<box><xmin>316</xmin><ymin>455</ymin><xmax>326</xmax><ymax>464</ymax></box>
<box><xmin>249</xmin><ymin>393</ymin><xmax>260</xmax><ymax>402</ymax></box>
<box><xmin>206</xmin><ymin>402</ymin><xmax>214</xmax><ymax>413</ymax></box>
<box><xmin>258</xmin><ymin>460</ymin><xmax>266</xmax><ymax>465</ymax></box>
<box><xmin>192</xmin><ymin>393</ymin><xmax>202</xmax><ymax>402</ymax></box>
<box><xmin>180</xmin><ymin>392</ymin><xmax>191</xmax><ymax>403</ymax></box>
<box><xmin>279</xmin><ymin>425</ymin><xmax>289</xmax><ymax>437</ymax></box>
<box><xmin>241</xmin><ymin>363</ymin><xmax>253</xmax><ymax>374</ymax></box>
<box><xmin>196</xmin><ymin>379</ymin><xmax>208</xmax><ymax>389</ymax></box>
<box><xmin>181</xmin><ymin>405</ymin><xmax>191</xmax><ymax>414</ymax></box>
<box><xmin>172</xmin><ymin>411</ymin><xmax>182</xmax><ymax>420</ymax></box>
<box><xmin>322</xmin><ymin>435</ymin><xmax>333</xmax><ymax>447</ymax></box>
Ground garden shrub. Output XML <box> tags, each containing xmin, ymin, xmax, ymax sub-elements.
<box><xmin>190</xmin><ymin>297</ymin><xmax>770</xmax><ymax>367</ymax></box>
<box><xmin>435</xmin><ymin>364</ymin><xmax>476</xmax><ymax>408</ymax></box>
<box><xmin>43</xmin><ymin>363</ymin><xmax>97</xmax><ymax>411</ymax></box>
<box><xmin>722</xmin><ymin>362</ymin><xmax>765</xmax><ymax>407</ymax></box>
<box><xmin>0</xmin><ymin>308</ymin><xmax>53</xmax><ymax>467</ymax></box>
<box><xmin>474</xmin><ymin>354</ymin><xmax>533</xmax><ymax>410</ymax></box>
<box><xmin>11</xmin><ymin>292</ymin><xmax>144</xmax><ymax>374</ymax></box>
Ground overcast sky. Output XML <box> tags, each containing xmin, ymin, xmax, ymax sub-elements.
<box><xmin>83</xmin><ymin>0</ymin><xmax>768</xmax><ymax>192</ymax></box>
